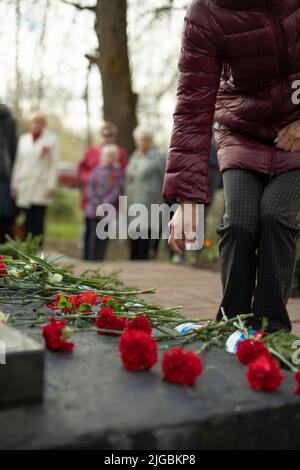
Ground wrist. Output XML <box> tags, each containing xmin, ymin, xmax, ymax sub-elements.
<box><xmin>177</xmin><ymin>198</ymin><xmax>197</xmax><ymax>205</ymax></box>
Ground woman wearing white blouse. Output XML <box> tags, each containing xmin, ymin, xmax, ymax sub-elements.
<box><xmin>11</xmin><ymin>112</ymin><xmax>59</xmax><ymax>241</ymax></box>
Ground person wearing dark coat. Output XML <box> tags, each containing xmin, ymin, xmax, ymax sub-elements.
<box><xmin>0</xmin><ymin>104</ymin><xmax>17</xmax><ymax>243</ymax></box>
<box><xmin>164</xmin><ymin>0</ymin><xmax>300</xmax><ymax>332</ymax></box>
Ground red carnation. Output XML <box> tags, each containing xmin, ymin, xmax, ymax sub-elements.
<box><xmin>42</xmin><ymin>317</ymin><xmax>74</xmax><ymax>353</ymax></box>
<box><xmin>47</xmin><ymin>294</ymin><xmax>73</xmax><ymax>312</ymax></box>
<box><xmin>253</xmin><ymin>331</ymin><xmax>265</xmax><ymax>341</ymax></box>
<box><xmin>236</xmin><ymin>339</ymin><xmax>270</xmax><ymax>366</ymax></box>
<box><xmin>246</xmin><ymin>354</ymin><xmax>284</xmax><ymax>392</ymax></box>
<box><xmin>79</xmin><ymin>290</ymin><xmax>98</xmax><ymax>305</ymax></box>
<box><xmin>294</xmin><ymin>370</ymin><xmax>300</xmax><ymax>394</ymax></box>
<box><xmin>0</xmin><ymin>261</ymin><xmax>7</xmax><ymax>278</ymax></box>
<box><xmin>101</xmin><ymin>295</ymin><xmax>118</xmax><ymax>307</ymax></box>
<box><xmin>126</xmin><ymin>315</ymin><xmax>152</xmax><ymax>334</ymax></box>
<box><xmin>119</xmin><ymin>330</ymin><xmax>158</xmax><ymax>371</ymax></box>
<box><xmin>47</xmin><ymin>294</ymin><xmax>62</xmax><ymax>310</ymax></box>
<box><xmin>68</xmin><ymin>291</ymin><xmax>98</xmax><ymax>312</ymax></box>
<box><xmin>162</xmin><ymin>347</ymin><xmax>203</xmax><ymax>386</ymax></box>
<box><xmin>96</xmin><ymin>307</ymin><xmax>126</xmax><ymax>336</ymax></box>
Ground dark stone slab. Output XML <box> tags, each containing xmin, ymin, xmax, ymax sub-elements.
<box><xmin>0</xmin><ymin>304</ymin><xmax>300</xmax><ymax>449</ymax></box>
<box><xmin>0</xmin><ymin>324</ymin><xmax>44</xmax><ymax>408</ymax></box>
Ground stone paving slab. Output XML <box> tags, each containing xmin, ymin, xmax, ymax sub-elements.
<box><xmin>73</xmin><ymin>261</ymin><xmax>300</xmax><ymax>336</ymax></box>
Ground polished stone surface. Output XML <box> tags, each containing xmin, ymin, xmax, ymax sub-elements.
<box><xmin>0</xmin><ymin>323</ymin><xmax>44</xmax><ymax>408</ymax></box>
<box><xmin>0</xmin><ymin>305</ymin><xmax>299</xmax><ymax>450</ymax></box>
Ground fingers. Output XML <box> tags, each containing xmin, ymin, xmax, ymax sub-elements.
<box><xmin>182</xmin><ymin>203</ymin><xmax>198</xmax><ymax>242</ymax></box>
<box><xmin>276</xmin><ymin>122</ymin><xmax>300</xmax><ymax>151</ymax></box>
<box><xmin>168</xmin><ymin>223</ymin><xmax>185</xmax><ymax>255</ymax></box>
<box><xmin>291</xmin><ymin>139</ymin><xmax>300</xmax><ymax>152</ymax></box>
<box><xmin>276</xmin><ymin>127</ymin><xmax>292</xmax><ymax>150</ymax></box>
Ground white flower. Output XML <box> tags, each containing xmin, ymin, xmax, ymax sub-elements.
<box><xmin>24</xmin><ymin>264</ymin><xmax>34</xmax><ymax>271</ymax></box>
<box><xmin>8</xmin><ymin>268</ymin><xmax>24</xmax><ymax>278</ymax></box>
<box><xmin>48</xmin><ymin>273</ymin><xmax>63</xmax><ymax>285</ymax></box>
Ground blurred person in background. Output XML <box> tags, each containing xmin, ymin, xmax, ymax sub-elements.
<box><xmin>126</xmin><ymin>126</ymin><xmax>165</xmax><ymax>260</ymax></box>
<box><xmin>85</xmin><ymin>144</ymin><xmax>123</xmax><ymax>261</ymax></box>
<box><xmin>78</xmin><ymin>122</ymin><xmax>127</xmax><ymax>260</ymax></box>
<box><xmin>0</xmin><ymin>103</ymin><xmax>17</xmax><ymax>244</ymax></box>
<box><xmin>11</xmin><ymin>112</ymin><xmax>59</xmax><ymax>243</ymax></box>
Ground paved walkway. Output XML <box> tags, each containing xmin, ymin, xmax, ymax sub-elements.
<box><xmin>73</xmin><ymin>261</ymin><xmax>300</xmax><ymax>336</ymax></box>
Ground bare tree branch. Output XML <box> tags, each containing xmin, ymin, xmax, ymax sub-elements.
<box><xmin>60</xmin><ymin>0</ymin><xmax>96</xmax><ymax>13</ymax></box>
<box><xmin>84</xmin><ymin>52</ymin><xmax>99</xmax><ymax>66</ymax></box>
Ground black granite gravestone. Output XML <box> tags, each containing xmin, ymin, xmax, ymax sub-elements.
<box><xmin>0</xmin><ymin>323</ymin><xmax>44</xmax><ymax>408</ymax></box>
<box><xmin>0</xmin><ymin>304</ymin><xmax>300</xmax><ymax>450</ymax></box>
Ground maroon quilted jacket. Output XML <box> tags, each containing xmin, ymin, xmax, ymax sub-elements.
<box><xmin>163</xmin><ymin>0</ymin><xmax>300</xmax><ymax>204</ymax></box>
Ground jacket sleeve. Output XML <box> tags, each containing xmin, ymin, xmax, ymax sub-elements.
<box><xmin>87</xmin><ymin>170</ymin><xmax>98</xmax><ymax>210</ymax></box>
<box><xmin>78</xmin><ymin>148</ymin><xmax>94</xmax><ymax>184</ymax></box>
<box><xmin>118</xmin><ymin>147</ymin><xmax>128</xmax><ymax>171</ymax></box>
<box><xmin>10</xmin><ymin>139</ymin><xmax>22</xmax><ymax>192</ymax></box>
<box><xmin>8</xmin><ymin>117</ymin><xmax>17</xmax><ymax>164</ymax></box>
<box><xmin>162</xmin><ymin>3</ymin><xmax>223</xmax><ymax>204</ymax></box>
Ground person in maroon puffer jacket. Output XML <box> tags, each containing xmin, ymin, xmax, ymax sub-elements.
<box><xmin>164</xmin><ymin>0</ymin><xmax>300</xmax><ymax>332</ymax></box>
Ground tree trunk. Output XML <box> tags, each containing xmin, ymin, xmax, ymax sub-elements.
<box><xmin>95</xmin><ymin>0</ymin><xmax>137</xmax><ymax>155</ymax></box>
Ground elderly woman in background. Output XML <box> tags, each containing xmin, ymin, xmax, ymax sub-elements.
<box><xmin>11</xmin><ymin>112</ymin><xmax>59</xmax><ymax>242</ymax></box>
<box><xmin>78</xmin><ymin>122</ymin><xmax>128</xmax><ymax>260</ymax></box>
<box><xmin>86</xmin><ymin>144</ymin><xmax>124</xmax><ymax>261</ymax></box>
<box><xmin>125</xmin><ymin>127</ymin><xmax>165</xmax><ymax>260</ymax></box>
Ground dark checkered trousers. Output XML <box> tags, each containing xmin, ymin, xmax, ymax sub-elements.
<box><xmin>216</xmin><ymin>169</ymin><xmax>300</xmax><ymax>332</ymax></box>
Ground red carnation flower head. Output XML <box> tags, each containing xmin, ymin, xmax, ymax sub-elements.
<box><xmin>126</xmin><ymin>315</ymin><xmax>152</xmax><ymax>334</ymax></box>
<box><xmin>162</xmin><ymin>347</ymin><xmax>203</xmax><ymax>386</ymax></box>
<box><xmin>47</xmin><ymin>294</ymin><xmax>62</xmax><ymax>310</ymax></box>
<box><xmin>101</xmin><ymin>295</ymin><xmax>117</xmax><ymax>307</ymax></box>
<box><xmin>80</xmin><ymin>290</ymin><xmax>98</xmax><ymax>305</ymax></box>
<box><xmin>0</xmin><ymin>261</ymin><xmax>7</xmax><ymax>278</ymax></box>
<box><xmin>68</xmin><ymin>294</ymin><xmax>82</xmax><ymax>311</ymax></box>
<box><xmin>246</xmin><ymin>354</ymin><xmax>284</xmax><ymax>392</ymax></box>
<box><xmin>253</xmin><ymin>331</ymin><xmax>265</xmax><ymax>341</ymax></box>
<box><xmin>42</xmin><ymin>317</ymin><xmax>74</xmax><ymax>353</ymax></box>
<box><xmin>68</xmin><ymin>290</ymin><xmax>98</xmax><ymax>312</ymax></box>
<box><xmin>236</xmin><ymin>339</ymin><xmax>270</xmax><ymax>366</ymax></box>
<box><xmin>119</xmin><ymin>330</ymin><xmax>158</xmax><ymax>372</ymax></box>
<box><xmin>47</xmin><ymin>294</ymin><xmax>74</xmax><ymax>313</ymax></box>
<box><xmin>294</xmin><ymin>370</ymin><xmax>300</xmax><ymax>394</ymax></box>
<box><xmin>96</xmin><ymin>307</ymin><xmax>126</xmax><ymax>336</ymax></box>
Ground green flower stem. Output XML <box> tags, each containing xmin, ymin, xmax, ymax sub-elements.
<box><xmin>268</xmin><ymin>347</ymin><xmax>298</xmax><ymax>373</ymax></box>
<box><xmin>194</xmin><ymin>313</ymin><xmax>253</xmax><ymax>336</ymax></box>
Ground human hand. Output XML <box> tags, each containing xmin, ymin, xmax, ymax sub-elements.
<box><xmin>168</xmin><ymin>200</ymin><xmax>198</xmax><ymax>255</ymax></box>
<box><xmin>275</xmin><ymin>120</ymin><xmax>300</xmax><ymax>152</ymax></box>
